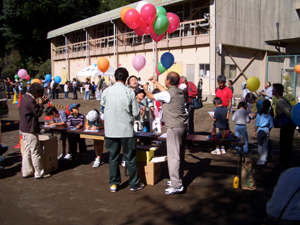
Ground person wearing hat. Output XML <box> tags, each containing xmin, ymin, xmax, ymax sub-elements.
<box><xmin>66</xmin><ymin>103</ymin><xmax>86</xmax><ymax>162</ymax></box>
<box><xmin>101</xmin><ymin>67</ymin><xmax>144</xmax><ymax>193</ymax></box>
<box><xmin>85</xmin><ymin>109</ymin><xmax>103</xmax><ymax>168</ymax></box>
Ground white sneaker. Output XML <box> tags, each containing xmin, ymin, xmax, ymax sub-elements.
<box><xmin>221</xmin><ymin>149</ymin><xmax>226</xmax><ymax>154</ymax></box>
<box><xmin>211</xmin><ymin>149</ymin><xmax>221</xmax><ymax>155</ymax></box>
<box><xmin>165</xmin><ymin>186</ymin><xmax>184</xmax><ymax>195</ymax></box>
<box><xmin>92</xmin><ymin>158</ymin><xmax>101</xmax><ymax>168</ymax></box>
<box><xmin>64</xmin><ymin>153</ymin><xmax>72</xmax><ymax>160</ymax></box>
<box><xmin>58</xmin><ymin>153</ymin><xmax>65</xmax><ymax>160</ymax></box>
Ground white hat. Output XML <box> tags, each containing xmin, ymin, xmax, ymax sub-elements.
<box><xmin>86</xmin><ymin>110</ymin><xmax>99</xmax><ymax>122</ymax></box>
<box><xmin>179</xmin><ymin>83</ymin><xmax>187</xmax><ymax>90</ymax></box>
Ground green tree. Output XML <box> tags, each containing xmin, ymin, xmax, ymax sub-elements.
<box><xmin>37</xmin><ymin>59</ymin><xmax>51</xmax><ymax>79</ymax></box>
<box><xmin>0</xmin><ymin>49</ymin><xmax>21</xmax><ymax>79</ymax></box>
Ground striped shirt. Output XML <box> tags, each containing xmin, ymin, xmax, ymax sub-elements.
<box><xmin>67</xmin><ymin>113</ymin><xmax>84</xmax><ymax>126</ymax></box>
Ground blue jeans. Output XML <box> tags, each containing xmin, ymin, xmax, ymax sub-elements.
<box><xmin>235</xmin><ymin>124</ymin><xmax>249</xmax><ymax>154</ymax></box>
<box><xmin>84</xmin><ymin>91</ymin><xmax>89</xmax><ymax>100</ymax></box>
<box><xmin>64</xmin><ymin>92</ymin><xmax>68</xmax><ymax>99</ymax></box>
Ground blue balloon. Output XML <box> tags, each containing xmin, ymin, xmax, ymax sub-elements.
<box><xmin>94</xmin><ymin>64</ymin><xmax>97</xmax><ymax>67</ymax></box>
<box><xmin>45</xmin><ymin>74</ymin><xmax>51</xmax><ymax>82</ymax></box>
<box><xmin>161</xmin><ymin>52</ymin><xmax>174</xmax><ymax>70</ymax></box>
<box><xmin>54</xmin><ymin>76</ymin><xmax>61</xmax><ymax>84</ymax></box>
<box><xmin>292</xmin><ymin>103</ymin><xmax>300</xmax><ymax>127</ymax></box>
<box><xmin>15</xmin><ymin>101</ymin><xmax>18</xmax><ymax>105</ymax></box>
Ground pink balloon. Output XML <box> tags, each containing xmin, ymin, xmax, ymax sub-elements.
<box><xmin>118</xmin><ymin>64</ymin><xmax>121</xmax><ymax>67</ymax></box>
<box><xmin>124</xmin><ymin>9</ymin><xmax>141</xmax><ymax>30</ymax></box>
<box><xmin>132</xmin><ymin>55</ymin><xmax>146</xmax><ymax>72</ymax></box>
<box><xmin>26</xmin><ymin>75</ymin><xmax>30</xmax><ymax>81</ymax></box>
<box><xmin>150</xmin><ymin>30</ymin><xmax>165</xmax><ymax>42</ymax></box>
<box><xmin>155</xmin><ymin>65</ymin><xmax>160</xmax><ymax>75</ymax></box>
<box><xmin>17</xmin><ymin>69</ymin><xmax>28</xmax><ymax>79</ymax></box>
<box><xmin>166</xmin><ymin>12</ymin><xmax>180</xmax><ymax>34</ymax></box>
<box><xmin>134</xmin><ymin>26</ymin><xmax>144</xmax><ymax>37</ymax></box>
<box><xmin>140</xmin><ymin>4</ymin><xmax>156</xmax><ymax>23</ymax></box>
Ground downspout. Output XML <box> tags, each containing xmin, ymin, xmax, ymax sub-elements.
<box><xmin>110</xmin><ymin>20</ymin><xmax>116</xmax><ymax>69</ymax></box>
<box><xmin>275</xmin><ymin>22</ymin><xmax>283</xmax><ymax>55</ymax></box>
<box><xmin>63</xmin><ymin>34</ymin><xmax>68</xmax><ymax>80</ymax></box>
<box><xmin>83</xmin><ymin>28</ymin><xmax>88</xmax><ymax>66</ymax></box>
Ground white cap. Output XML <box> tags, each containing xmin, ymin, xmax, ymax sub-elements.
<box><xmin>86</xmin><ymin>110</ymin><xmax>99</xmax><ymax>122</ymax></box>
<box><xmin>179</xmin><ymin>83</ymin><xmax>187</xmax><ymax>90</ymax></box>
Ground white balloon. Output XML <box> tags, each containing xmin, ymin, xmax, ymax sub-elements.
<box><xmin>136</xmin><ymin>1</ymin><xmax>149</xmax><ymax>13</ymax></box>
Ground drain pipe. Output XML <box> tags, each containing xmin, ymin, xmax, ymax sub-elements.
<box><xmin>275</xmin><ymin>22</ymin><xmax>283</xmax><ymax>55</ymax></box>
<box><xmin>63</xmin><ymin>34</ymin><xmax>68</xmax><ymax>80</ymax></box>
<box><xmin>111</xmin><ymin>20</ymin><xmax>116</xmax><ymax>69</ymax></box>
<box><xmin>83</xmin><ymin>28</ymin><xmax>88</xmax><ymax>66</ymax></box>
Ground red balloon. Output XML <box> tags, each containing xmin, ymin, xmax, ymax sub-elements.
<box><xmin>155</xmin><ymin>65</ymin><xmax>161</xmax><ymax>75</ymax></box>
<box><xmin>140</xmin><ymin>4</ymin><xmax>157</xmax><ymax>23</ymax></box>
<box><xmin>150</xmin><ymin>30</ymin><xmax>165</xmax><ymax>42</ymax></box>
<box><xmin>166</xmin><ymin>12</ymin><xmax>180</xmax><ymax>34</ymax></box>
<box><xmin>138</xmin><ymin>18</ymin><xmax>153</xmax><ymax>35</ymax></box>
<box><xmin>124</xmin><ymin>9</ymin><xmax>141</xmax><ymax>30</ymax></box>
<box><xmin>134</xmin><ymin>26</ymin><xmax>144</xmax><ymax>37</ymax></box>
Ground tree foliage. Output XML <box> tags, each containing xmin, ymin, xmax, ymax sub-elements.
<box><xmin>0</xmin><ymin>0</ymin><xmax>139</xmax><ymax>78</ymax></box>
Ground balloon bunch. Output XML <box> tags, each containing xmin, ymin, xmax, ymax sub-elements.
<box><xmin>156</xmin><ymin>52</ymin><xmax>174</xmax><ymax>75</ymax></box>
<box><xmin>208</xmin><ymin>130</ymin><xmax>240</xmax><ymax>142</ymax></box>
<box><xmin>120</xmin><ymin>1</ymin><xmax>180</xmax><ymax>42</ymax></box>
<box><xmin>16</xmin><ymin>69</ymin><xmax>30</xmax><ymax>81</ymax></box>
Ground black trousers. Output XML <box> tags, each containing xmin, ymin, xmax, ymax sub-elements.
<box><xmin>68</xmin><ymin>134</ymin><xmax>87</xmax><ymax>155</ymax></box>
<box><xmin>73</xmin><ymin>88</ymin><xmax>77</xmax><ymax>99</ymax></box>
<box><xmin>279</xmin><ymin>124</ymin><xmax>296</xmax><ymax>166</ymax></box>
<box><xmin>188</xmin><ymin>105</ymin><xmax>194</xmax><ymax>134</ymax></box>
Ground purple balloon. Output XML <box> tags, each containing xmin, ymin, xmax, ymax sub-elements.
<box><xmin>17</xmin><ymin>69</ymin><xmax>28</xmax><ymax>79</ymax></box>
<box><xmin>132</xmin><ymin>55</ymin><xmax>146</xmax><ymax>72</ymax></box>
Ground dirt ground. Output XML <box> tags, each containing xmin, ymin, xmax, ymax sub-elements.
<box><xmin>0</xmin><ymin>92</ymin><xmax>299</xmax><ymax>225</ymax></box>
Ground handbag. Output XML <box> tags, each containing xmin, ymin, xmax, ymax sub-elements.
<box><xmin>189</xmin><ymin>83</ymin><xmax>203</xmax><ymax>109</ymax></box>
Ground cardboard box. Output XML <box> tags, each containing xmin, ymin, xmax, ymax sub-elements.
<box><xmin>136</xmin><ymin>146</ymin><xmax>158</xmax><ymax>162</ymax></box>
<box><xmin>137</xmin><ymin>161</ymin><xmax>161</xmax><ymax>185</ymax></box>
<box><xmin>21</xmin><ymin>135</ymin><xmax>58</xmax><ymax>174</ymax></box>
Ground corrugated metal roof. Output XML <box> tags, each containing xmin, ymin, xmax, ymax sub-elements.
<box><xmin>47</xmin><ymin>0</ymin><xmax>185</xmax><ymax>39</ymax></box>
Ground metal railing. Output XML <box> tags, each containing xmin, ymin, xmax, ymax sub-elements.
<box><xmin>53</xmin><ymin>18</ymin><xmax>209</xmax><ymax>55</ymax></box>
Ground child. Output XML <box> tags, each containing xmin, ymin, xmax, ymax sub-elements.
<box><xmin>64</xmin><ymin>81</ymin><xmax>69</xmax><ymax>99</ymax></box>
<box><xmin>210</xmin><ymin>97</ymin><xmax>229</xmax><ymax>155</ymax></box>
<box><xmin>151</xmin><ymin>88</ymin><xmax>163</xmax><ymax>133</ymax></box>
<box><xmin>254</xmin><ymin>100</ymin><xmax>274</xmax><ymax>165</ymax></box>
<box><xmin>84</xmin><ymin>81</ymin><xmax>90</xmax><ymax>100</ymax></box>
<box><xmin>91</xmin><ymin>82</ymin><xmax>96</xmax><ymax>99</ymax></box>
<box><xmin>232</xmin><ymin>101</ymin><xmax>250</xmax><ymax>155</ymax></box>
<box><xmin>85</xmin><ymin>109</ymin><xmax>103</xmax><ymax>168</ymax></box>
<box><xmin>66</xmin><ymin>104</ymin><xmax>87</xmax><ymax>162</ymax></box>
<box><xmin>134</xmin><ymin>88</ymin><xmax>146</xmax><ymax>130</ymax></box>
<box><xmin>45</xmin><ymin>106</ymin><xmax>69</xmax><ymax>160</ymax></box>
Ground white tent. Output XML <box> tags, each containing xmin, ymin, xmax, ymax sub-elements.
<box><xmin>76</xmin><ymin>65</ymin><xmax>115</xmax><ymax>77</ymax></box>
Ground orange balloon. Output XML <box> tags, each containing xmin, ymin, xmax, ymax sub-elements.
<box><xmin>120</xmin><ymin>7</ymin><xmax>132</xmax><ymax>23</ymax></box>
<box><xmin>295</xmin><ymin>65</ymin><xmax>300</xmax><ymax>74</ymax></box>
<box><xmin>31</xmin><ymin>78</ymin><xmax>42</xmax><ymax>85</ymax></box>
<box><xmin>97</xmin><ymin>57</ymin><xmax>109</xmax><ymax>73</ymax></box>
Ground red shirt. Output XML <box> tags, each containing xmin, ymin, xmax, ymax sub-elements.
<box><xmin>187</xmin><ymin>82</ymin><xmax>198</xmax><ymax>101</ymax></box>
<box><xmin>216</xmin><ymin>86</ymin><xmax>232</xmax><ymax>108</ymax></box>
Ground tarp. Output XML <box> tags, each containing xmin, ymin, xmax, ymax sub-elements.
<box><xmin>76</xmin><ymin>65</ymin><xmax>115</xmax><ymax>77</ymax></box>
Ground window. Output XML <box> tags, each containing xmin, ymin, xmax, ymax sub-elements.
<box><xmin>199</xmin><ymin>64</ymin><xmax>210</xmax><ymax>78</ymax></box>
<box><xmin>223</xmin><ymin>64</ymin><xmax>236</xmax><ymax>78</ymax></box>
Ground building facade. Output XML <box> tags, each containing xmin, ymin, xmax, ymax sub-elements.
<box><xmin>47</xmin><ymin>0</ymin><xmax>300</xmax><ymax>97</ymax></box>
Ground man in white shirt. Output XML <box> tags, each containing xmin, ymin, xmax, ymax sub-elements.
<box><xmin>143</xmin><ymin>72</ymin><xmax>187</xmax><ymax>195</ymax></box>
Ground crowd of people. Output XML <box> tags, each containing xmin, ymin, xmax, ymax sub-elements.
<box><xmin>17</xmin><ymin>69</ymin><xmax>298</xmax><ymax>218</ymax></box>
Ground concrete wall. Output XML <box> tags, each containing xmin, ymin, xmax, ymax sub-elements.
<box><xmin>216</xmin><ymin>0</ymin><xmax>300</xmax><ymax>51</ymax></box>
